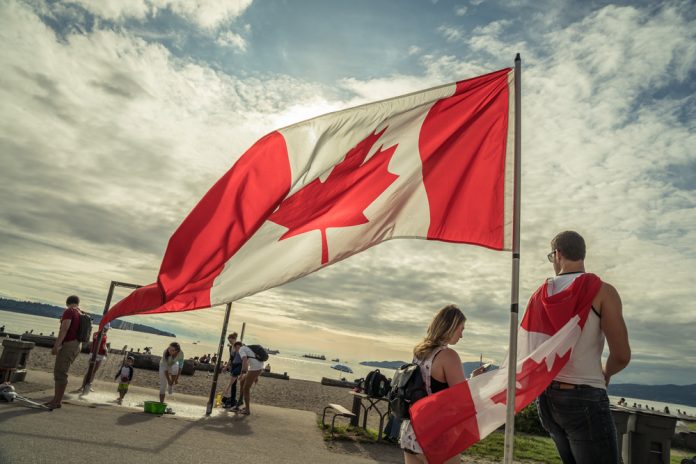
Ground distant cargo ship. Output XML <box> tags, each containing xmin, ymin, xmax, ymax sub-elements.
<box><xmin>302</xmin><ymin>353</ymin><xmax>326</xmax><ymax>360</ymax></box>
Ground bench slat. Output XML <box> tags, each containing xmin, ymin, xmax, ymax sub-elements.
<box><xmin>327</xmin><ymin>403</ymin><xmax>355</xmax><ymax>416</ymax></box>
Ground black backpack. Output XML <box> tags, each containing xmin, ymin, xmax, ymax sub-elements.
<box><xmin>248</xmin><ymin>344</ymin><xmax>269</xmax><ymax>362</ymax></box>
<box><xmin>387</xmin><ymin>363</ymin><xmax>428</xmax><ymax>420</ymax></box>
<box><xmin>365</xmin><ymin>369</ymin><xmax>391</xmax><ymax>397</ymax></box>
<box><xmin>76</xmin><ymin>312</ymin><xmax>92</xmax><ymax>343</ymax></box>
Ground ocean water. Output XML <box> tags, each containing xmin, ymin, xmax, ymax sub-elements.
<box><xmin>0</xmin><ymin>309</ymin><xmax>394</xmax><ymax>382</ymax></box>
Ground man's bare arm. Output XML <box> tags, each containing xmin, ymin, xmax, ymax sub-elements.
<box><xmin>600</xmin><ymin>283</ymin><xmax>631</xmax><ymax>385</ymax></box>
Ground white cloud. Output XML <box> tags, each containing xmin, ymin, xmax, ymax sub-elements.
<box><xmin>455</xmin><ymin>5</ymin><xmax>468</xmax><ymax>16</ymax></box>
<box><xmin>66</xmin><ymin>0</ymin><xmax>253</xmax><ymax>29</ymax></box>
<box><xmin>438</xmin><ymin>24</ymin><xmax>463</xmax><ymax>42</ymax></box>
<box><xmin>66</xmin><ymin>0</ymin><xmax>150</xmax><ymax>21</ymax></box>
<box><xmin>0</xmin><ymin>0</ymin><xmax>330</xmax><ymax>304</ymax></box>
<box><xmin>216</xmin><ymin>30</ymin><xmax>247</xmax><ymax>51</ymax></box>
<box><xmin>408</xmin><ymin>45</ymin><xmax>422</xmax><ymax>56</ymax></box>
<box><xmin>154</xmin><ymin>0</ymin><xmax>253</xmax><ymax>29</ymax></box>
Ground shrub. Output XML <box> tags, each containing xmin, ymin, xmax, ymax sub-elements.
<box><xmin>515</xmin><ymin>403</ymin><xmax>546</xmax><ymax>435</ymax></box>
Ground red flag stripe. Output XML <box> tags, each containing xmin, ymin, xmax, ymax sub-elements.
<box><xmin>420</xmin><ymin>68</ymin><xmax>511</xmax><ymax>249</ymax></box>
<box><xmin>101</xmin><ymin>132</ymin><xmax>290</xmax><ymax>326</ymax></box>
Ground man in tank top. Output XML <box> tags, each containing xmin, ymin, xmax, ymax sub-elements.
<box><xmin>536</xmin><ymin>231</ymin><xmax>631</xmax><ymax>464</ymax></box>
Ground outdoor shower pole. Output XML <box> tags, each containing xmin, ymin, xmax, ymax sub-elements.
<box><xmin>83</xmin><ymin>281</ymin><xmax>142</xmax><ymax>393</ymax></box>
<box><xmin>206</xmin><ymin>302</ymin><xmax>233</xmax><ymax>415</ymax></box>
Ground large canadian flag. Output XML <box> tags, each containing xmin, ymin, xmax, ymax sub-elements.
<box><xmin>410</xmin><ymin>273</ymin><xmax>603</xmax><ymax>464</ymax></box>
<box><xmin>100</xmin><ymin>68</ymin><xmax>514</xmax><ymax>327</ymax></box>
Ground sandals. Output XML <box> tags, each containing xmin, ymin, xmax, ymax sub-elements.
<box><xmin>237</xmin><ymin>408</ymin><xmax>250</xmax><ymax>415</ymax></box>
<box><xmin>44</xmin><ymin>402</ymin><xmax>61</xmax><ymax>410</ymax></box>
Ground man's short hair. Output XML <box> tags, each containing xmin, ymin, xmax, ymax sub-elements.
<box><xmin>66</xmin><ymin>295</ymin><xmax>80</xmax><ymax>306</ymax></box>
<box><xmin>551</xmin><ymin>231</ymin><xmax>586</xmax><ymax>261</ymax></box>
<box><xmin>233</xmin><ymin>341</ymin><xmax>242</xmax><ymax>347</ymax></box>
<box><xmin>228</xmin><ymin>332</ymin><xmax>238</xmax><ymax>339</ymax></box>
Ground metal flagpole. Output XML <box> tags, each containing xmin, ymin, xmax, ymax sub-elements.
<box><xmin>503</xmin><ymin>53</ymin><xmax>522</xmax><ymax>464</ymax></box>
<box><xmin>83</xmin><ymin>281</ymin><xmax>142</xmax><ymax>394</ymax></box>
<box><xmin>206</xmin><ymin>302</ymin><xmax>233</xmax><ymax>415</ymax></box>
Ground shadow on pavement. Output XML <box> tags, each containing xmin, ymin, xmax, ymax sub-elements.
<box><xmin>115</xmin><ymin>411</ymin><xmax>159</xmax><ymax>426</ymax></box>
<box><xmin>198</xmin><ymin>412</ymin><xmax>253</xmax><ymax>437</ymax></box>
<box><xmin>325</xmin><ymin>439</ymin><xmax>404</xmax><ymax>463</ymax></box>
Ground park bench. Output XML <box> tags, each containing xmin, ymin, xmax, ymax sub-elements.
<box><xmin>322</xmin><ymin>403</ymin><xmax>356</xmax><ymax>439</ymax></box>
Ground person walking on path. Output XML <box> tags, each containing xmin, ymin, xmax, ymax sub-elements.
<box><xmin>46</xmin><ymin>295</ymin><xmax>84</xmax><ymax>409</ymax></box>
<box><xmin>159</xmin><ymin>342</ymin><xmax>184</xmax><ymax>403</ymax></box>
<box><xmin>115</xmin><ymin>356</ymin><xmax>135</xmax><ymax>404</ymax></box>
<box><xmin>234</xmin><ymin>343</ymin><xmax>264</xmax><ymax>415</ymax></box>
<box><xmin>400</xmin><ymin>305</ymin><xmax>486</xmax><ymax>464</ymax></box>
<box><xmin>535</xmin><ymin>231</ymin><xmax>631</xmax><ymax>464</ymax></box>
<box><xmin>79</xmin><ymin>324</ymin><xmax>110</xmax><ymax>392</ymax></box>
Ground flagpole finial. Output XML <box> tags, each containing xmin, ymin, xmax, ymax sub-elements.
<box><xmin>515</xmin><ymin>53</ymin><xmax>521</xmax><ymax>62</ymax></box>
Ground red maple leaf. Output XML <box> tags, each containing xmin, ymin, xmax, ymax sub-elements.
<box><xmin>269</xmin><ymin>127</ymin><xmax>399</xmax><ymax>264</ymax></box>
<box><xmin>490</xmin><ymin>351</ymin><xmax>571</xmax><ymax>412</ymax></box>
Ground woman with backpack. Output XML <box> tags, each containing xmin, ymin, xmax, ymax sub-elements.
<box><xmin>400</xmin><ymin>305</ymin><xmax>486</xmax><ymax>464</ymax></box>
<box><xmin>159</xmin><ymin>342</ymin><xmax>184</xmax><ymax>403</ymax></box>
<box><xmin>234</xmin><ymin>343</ymin><xmax>266</xmax><ymax>415</ymax></box>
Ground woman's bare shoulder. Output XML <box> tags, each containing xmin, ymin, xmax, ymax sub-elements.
<box><xmin>437</xmin><ymin>347</ymin><xmax>462</xmax><ymax>363</ymax></box>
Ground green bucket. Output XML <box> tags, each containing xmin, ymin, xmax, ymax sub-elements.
<box><xmin>143</xmin><ymin>401</ymin><xmax>167</xmax><ymax>414</ymax></box>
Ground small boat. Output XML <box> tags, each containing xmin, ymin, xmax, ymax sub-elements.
<box><xmin>303</xmin><ymin>353</ymin><xmax>326</xmax><ymax>360</ymax></box>
<box><xmin>331</xmin><ymin>364</ymin><xmax>353</xmax><ymax>374</ymax></box>
<box><xmin>265</xmin><ymin>348</ymin><xmax>280</xmax><ymax>355</ymax></box>
<box><xmin>331</xmin><ymin>358</ymin><xmax>340</xmax><ymax>362</ymax></box>
<box><xmin>260</xmin><ymin>371</ymin><xmax>289</xmax><ymax>380</ymax></box>
<box><xmin>321</xmin><ymin>377</ymin><xmax>358</xmax><ymax>388</ymax></box>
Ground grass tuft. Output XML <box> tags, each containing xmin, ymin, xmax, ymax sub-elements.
<box><xmin>317</xmin><ymin>419</ymin><xmax>379</xmax><ymax>442</ymax></box>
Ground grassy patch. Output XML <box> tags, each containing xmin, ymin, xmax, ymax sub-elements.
<box><xmin>462</xmin><ymin>431</ymin><xmax>562</xmax><ymax>463</ymax></box>
<box><xmin>317</xmin><ymin>419</ymin><xmax>379</xmax><ymax>442</ymax></box>
<box><xmin>671</xmin><ymin>447</ymin><xmax>694</xmax><ymax>464</ymax></box>
<box><xmin>688</xmin><ymin>422</ymin><xmax>696</xmax><ymax>432</ymax></box>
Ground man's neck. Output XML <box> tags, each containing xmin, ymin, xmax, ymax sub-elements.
<box><xmin>558</xmin><ymin>261</ymin><xmax>585</xmax><ymax>275</ymax></box>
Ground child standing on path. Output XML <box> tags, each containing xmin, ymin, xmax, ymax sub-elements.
<box><xmin>115</xmin><ymin>356</ymin><xmax>134</xmax><ymax>404</ymax></box>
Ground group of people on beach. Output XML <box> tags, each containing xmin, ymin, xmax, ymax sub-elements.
<box><xmin>43</xmin><ymin>300</ymin><xmax>265</xmax><ymax>417</ymax></box>
<box><xmin>42</xmin><ymin>231</ymin><xmax>631</xmax><ymax>463</ymax></box>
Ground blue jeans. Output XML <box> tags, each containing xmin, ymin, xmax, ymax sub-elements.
<box><xmin>537</xmin><ymin>384</ymin><xmax>619</xmax><ymax>464</ymax></box>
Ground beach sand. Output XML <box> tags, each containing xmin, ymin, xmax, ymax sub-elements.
<box><xmin>25</xmin><ymin>346</ymin><xmax>372</xmax><ymax>423</ymax></box>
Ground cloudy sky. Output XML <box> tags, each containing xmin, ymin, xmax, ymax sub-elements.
<box><xmin>1</xmin><ymin>0</ymin><xmax>694</xmax><ymax>385</ymax></box>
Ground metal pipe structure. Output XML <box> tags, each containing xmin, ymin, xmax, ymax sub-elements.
<box><xmin>206</xmin><ymin>302</ymin><xmax>233</xmax><ymax>415</ymax></box>
<box><xmin>83</xmin><ymin>281</ymin><xmax>142</xmax><ymax>394</ymax></box>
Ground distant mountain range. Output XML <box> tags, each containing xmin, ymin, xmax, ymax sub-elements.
<box><xmin>0</xmin><ymin>298</ymin><xmax>175</xmax><ymax>337</ymax></box>
<box><xmin>608</xmin><ymin>383</ymin><xmax>696</xmax><ymax>408</ymax></box>
<box><xmin>360</xmin><ymin>360</ymin><xmax>695</xmax><ymax>407</ymax></box>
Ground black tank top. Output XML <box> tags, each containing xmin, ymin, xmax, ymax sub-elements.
<box><xmin>429</xmin><ymin>350</ymin><xmax>449</xmax><ymax>393</ymax></box>
<box><xmin>430</xmin><ymin>376</ymin><xmax>449</xmax><ymax>393</ymax></box>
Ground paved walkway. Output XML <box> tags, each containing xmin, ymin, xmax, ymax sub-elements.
<box><xmin>0</xmin><ymin>371</ymin><xmax>403</xmax><ymax>463</ymax></box>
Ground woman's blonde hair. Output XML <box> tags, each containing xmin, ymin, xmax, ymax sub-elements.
<box><xmin>413</xmin><ymin>305</ymin><xmax>466</xmax><ymax>360</ymax></box>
